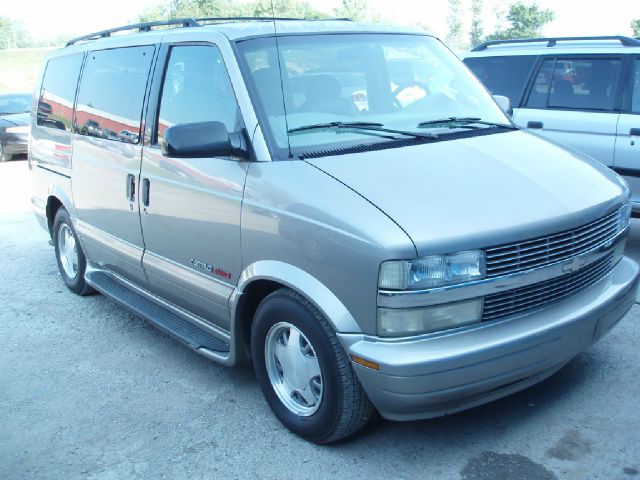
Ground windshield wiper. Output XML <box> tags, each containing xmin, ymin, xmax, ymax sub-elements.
<box><xmin>417</xmin><ymin>117</ymin><xmax>518</xmax><ymax>130</ymax></box>
<box><xmin>288</xmin><ymin>121</ymin><xmax>437</xmax><ymax>139</ymax></box>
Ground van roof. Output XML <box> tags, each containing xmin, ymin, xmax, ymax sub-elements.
<box><xmin>65</xmin><ymin>18</ymin><xmax>428</xmax><ymax>47</ymax></box>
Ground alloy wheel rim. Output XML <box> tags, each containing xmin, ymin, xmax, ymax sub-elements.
<box><xmin>265</xmin><ymin>322</ymin><xmax>323</xmax><ymax>416</ymax></box>
<box><xmin>57</xmin><ymin>224</ymin><xmax>79</xmax><ymax>279</ymax></box>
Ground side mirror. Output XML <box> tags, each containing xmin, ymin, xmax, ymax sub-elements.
<box><xmin>493</xmin><ymin>95</ymin><xmax>513</xmax><ymax>116</ymax></box>
<box><xmin>161</xmin><ymin>121</ymin><xmax>248</xmax><ymax>159</ymax></box>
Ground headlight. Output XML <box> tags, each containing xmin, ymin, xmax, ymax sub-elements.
<box><xmin>617</xmin><ymin>201</ymin><xmax>632</xmax><ymax>234</ymax></box>
<box><xmin>6</xmin><ymin>125</ymin><xmax>29</xmax><ymax>134</ymax></box>
<box><xmin>377</xmin><ymin>298</ymin><xmax>484</xmax><ymax>337</ymax></box>
<box><xmin>379</xmin><ymin>250</ymin><xmax>485</xmax><ymax>290</ymax></box>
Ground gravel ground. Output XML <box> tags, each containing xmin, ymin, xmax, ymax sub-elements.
<box><xmin>1</xmin><ymin>161</ymin><xmax>639</xmax><ymax>480</ymax></box>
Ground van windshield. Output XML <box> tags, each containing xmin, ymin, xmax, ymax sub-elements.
<box><xmin>236</xmin><ymin>33</ymin><xmax>510</xmax><ymax>158</ymax></box>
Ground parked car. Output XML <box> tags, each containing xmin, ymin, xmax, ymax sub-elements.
<box><xmin>0</xmin><ymin>92</ymin><xmax>31</xmax><ymax>161</ymax></box>
<box><xmin>462</xmin><ymin>36</ymin><xmax>640</xmax><ymax>212</ymax></box>
<box><xmin>30</xmin><ymin>20</ymin><xmax>639</xmax><ymax>443</ymax></box>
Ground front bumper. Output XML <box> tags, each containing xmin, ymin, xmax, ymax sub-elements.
<box><xmin>338</xmin><ymin>256</ymin><xmax>639</xmax><ymax>421</ymax></box>
<box><xmin>1</xmin><ymin>132</ymin><xmax>28</xmax><ymax>157</ymax></box>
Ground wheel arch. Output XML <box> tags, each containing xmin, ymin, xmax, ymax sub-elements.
<box><xmin>230</xmin><ymin>260</ymin><xmax>362</xmax><ymax>359</ymax></box>
<box><xmin>45</xmin><ymin>196</ymin><xmax>63</xmax><ymax>236</ymax></box>
<box><xmin>45</xmin><ymin>186</ymin><xmax>76</xmax><ymax>236</ymax></box>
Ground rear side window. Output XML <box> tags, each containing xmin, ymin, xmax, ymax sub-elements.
<box><xmin>464</xmin><ymin>56</ymin><xmax>536</xmax><ymax>107</ymax></box>
<box><xmin>525</xmin><ymin>58</ymin><xmax>554</xmax><ymax>108</ymax></box>
<box><xmin>526</xmin><ymin>57</ymin><xmax>622</xmax><ymax>111</ymax></box>
<box><xmin>75</xmin><ymin>46</ymin><xmax>155</xmax><ymax>144</ymax></box>
<box><xmin>37</xmin><ymin>54</ymin><xmax>84</xmax><ymax>131</ymax></box>
<box><xmin>156</xmin><ymin>45</ymin><xmax>240</xmax><ymax>144</ymax></box>
<box><xmin>632</xmin><ymin>59</ymin><xmax>640</xmax><ymax>113</ymax></box>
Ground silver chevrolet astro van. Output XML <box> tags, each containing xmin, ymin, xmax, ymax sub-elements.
<box><xmin>30</xmin><ymin>18</ymin><xmax>639</xmax><ymax>443</ymax></box>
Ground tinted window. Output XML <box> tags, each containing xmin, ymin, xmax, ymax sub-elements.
<box><xmin>157</xmin><ymin>45</ymin><xmax>240</xmax><ymax>144</ymax></box>
<box><xmin>464</xmin><ymin>56</ymin><xmax>536</xmax><ymax>107</ymax></box>
<box><xmin>550</xmin><ymin>59</ymin><xmax>621</xmax><ymax>110</ymax></box>
<box><xmin>76</xmin><ymin>46</ymin><xmax>155</xmax><ymax>143</ymax></box>
<box><xmin>37</xmin><ymin>54</ymin><xmax>83</xmax><ymax>131</ymax></box>
<box><xmin>525</xmin><ymin>58</ymin><xmax>554</xmax><ymax>108</ymax></box>
<box><xmin>632</xmin><ymin>59</ymin><xmax>640</xmax><ymax>113</ymax></box>
<box><xmin>526</xmin><ymin>58</ymin><xmax>621</xmax><ymax>111</ymax></box>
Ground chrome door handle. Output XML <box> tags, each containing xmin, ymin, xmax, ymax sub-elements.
<box><xmin>142</xmin><ymin>178</ymin><xmax>150</xmax><ymax>207</ymax></box>
<box><xmin>527</xmin><ymin>121</ymin><xmax>544</xmax><ymax>129</ymax></box>
<box><xmin>126</xmin><ymin>174</ymin><xmax>135</xmax><ymax>202</ymax></box>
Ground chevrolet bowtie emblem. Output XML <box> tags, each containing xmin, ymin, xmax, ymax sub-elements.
<box><xmin>562</xmin><ymin>256</ymin><xmax>586</xmax><ymax>274</ymax></box>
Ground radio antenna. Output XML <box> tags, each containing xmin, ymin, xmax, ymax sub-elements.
<box><xmin>271</xmin><ymin>0</ymin><xmax>293</xmax><ymax>158</ymax></box>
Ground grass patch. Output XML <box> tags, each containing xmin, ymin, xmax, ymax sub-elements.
<box><xmin>0</xmin><ymin>48</ymin><xmax>53</xmax><ymax>93</ymax></box>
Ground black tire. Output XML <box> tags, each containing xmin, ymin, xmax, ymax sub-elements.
<box><xmin>251</xmin><ymin>288</ymin><xmax>373</xmax><ymax>443</ymax></box>
<box><xmin>52</xmin><ymin>208</ymin><xmax>94</xmax><ymax>295</ymax></box>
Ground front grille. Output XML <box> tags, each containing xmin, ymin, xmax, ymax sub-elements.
<box><xmin>484</xmin><ymin>210</ymin><xmax>619</xmax><ymax>278</ymax></box>
<box><xmin>482</xmin><ymin>253</ymin><xmax>614</xmax><ymax>321</ymax></box>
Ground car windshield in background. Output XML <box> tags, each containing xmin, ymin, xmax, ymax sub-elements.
<box><xmin>236</xmin><ymin>34</ymin><xmax>509</xmax><ymax>158</ymax></box>
<box><xmin>0</xmin><ymin>94</ymin><xmax>31</xmax><ymax>115</ymax></box>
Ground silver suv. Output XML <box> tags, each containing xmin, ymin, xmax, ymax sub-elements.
<box><xmin>462</xmin><ymin>36</ymin><xmax>640</xmax><ymax>212</ymax></box>
<box><xmin>30</xmin><ymin>19</ymin><xmax>639</xmax><ymax>443</ymax></box>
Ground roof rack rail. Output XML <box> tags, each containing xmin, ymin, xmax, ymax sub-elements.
<box><xmin>65</xmin><ymin>18</ymin><xmax>199</xmax><ymax>46</ymax></box>
<box><xmin>195</xmin><ymin>16</ymin><xmax>352</xmax><ymax>24</ymax></box>
<box><xmin>65</xmin><ymin>16</ymin><xmax>353</xmax><ymax>47</ymax></box>
<box><xmin>471</xmin><ymin>36</ymin><xmax>640</xmax><ymax>52</ymax></box>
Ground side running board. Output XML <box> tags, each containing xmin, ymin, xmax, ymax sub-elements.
<box><xmin>85</xmin><ymin>269</ymin><xmax>232</xmax><ymax>357</ymax></box>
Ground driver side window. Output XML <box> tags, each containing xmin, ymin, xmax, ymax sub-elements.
<box><xmin>157</xmin><ymin>45</ymin><xmax>240</xmax><ymax>144</ymax></box>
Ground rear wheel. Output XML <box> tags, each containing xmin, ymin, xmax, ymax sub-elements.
<box><xmin>53</xmin><ymin>208</ymin><xmax>94</xmax><ymax>295</ymax></box>
<box><xmin>252</xmin><ymin>288</ymin><xmax>373</xmax><ymax>443</ymax></box>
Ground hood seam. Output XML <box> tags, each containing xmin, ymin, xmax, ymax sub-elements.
<box><xmin>304</xmin><ymin>160</ymin><xmax>419</xmax><ymax>258</ymax></box>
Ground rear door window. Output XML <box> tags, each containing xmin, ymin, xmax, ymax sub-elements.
<box><xmin>525</xmin><ymin>58</ymin><xmax>554</xmax><ymax>108</ymax></box>
<box><xmin>75</xmin><ymin>46</ymin><xmax>155</xmax><ymax>144</ymax></box>
<box><xmin>37</xmin><ymin>54</ymin><xmax>84</xmax><ymax>131</ymax></box>
<box><xmin>526</xmin><ymin>57</ymin><xmax>622</xmax><ymax>111</ymax></box>
<box><xmin>464</xmin><ymin>55</ymin><xmax>537</xmax><ymax>107</ymax></box>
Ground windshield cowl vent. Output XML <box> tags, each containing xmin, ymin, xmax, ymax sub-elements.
<box><xmin>298</xmin><ymin>127</ymin><xmax>513</xmax><ymax>160</ymax></box>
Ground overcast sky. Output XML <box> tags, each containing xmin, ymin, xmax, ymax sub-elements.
<box><xmin>0</xmin><ymin>0</ymin><xmax>637</xmax><ymax>42</ymax></box>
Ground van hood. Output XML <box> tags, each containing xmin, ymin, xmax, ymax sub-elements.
<box><xmin>306</xmin><ymin>130</ymin><xmax>628</xmax><ymax>256</ymax></box>
<box><xmin>0</xmin><ymin>112</ymin><xmax>29</xmax><ymax>127</ymax></box>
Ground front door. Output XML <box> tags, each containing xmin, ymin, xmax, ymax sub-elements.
<box><xmin>614</xmin><ymin>58</ymin><xmax>640</xmax><ymax>208</ymax></box>
<box><xmin>72</xmin><ymin>45</ymin><xmax>156</xmax><ymax>285</ymax></box>
<box><xmin>140</xmin><ymin>43</ymin><xmax>248</xmax><ymax>330</ymax></box>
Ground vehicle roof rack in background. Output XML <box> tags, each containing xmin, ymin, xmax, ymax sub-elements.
<box><xmin>65</xmin><ymin>17</ymin><xmax>353</xmax><ymax>47</ymax></box>
<box><xmin>471</xmin><ymin>35</ymin><xmax>640</xmax><ymax>51</ymax></box>
<box><xmin>66</xmin><ymin>19</ymin><xmax>199</xmax><ymax>46</ymax></box>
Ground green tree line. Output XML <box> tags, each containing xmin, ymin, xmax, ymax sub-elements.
<box><xmin>138</xmin><ymin>0</ymin><xmax>373</xmax><ymax>23</ymax></box>
<box><xmin>1</xmin><ymin>1</ymin><xmax>638</xmax><ymax>50</ymax></box>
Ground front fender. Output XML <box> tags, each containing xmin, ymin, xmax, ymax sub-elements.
<box><xmin>231</xmin><ymin>260</ymin><xmax>362</xmax><ymax>334</ymax></box>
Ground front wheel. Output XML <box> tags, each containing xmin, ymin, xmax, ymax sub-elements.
<box><xmin>53</xmin><ymin>208</ymin><xmax>94</xmax><ymax>295</ymax></box>
<box><xmin>251</xmin><ymin>288</ymin><xmax>373</xmax><ymax>443</ymax></box>
<box><xmin>0</xmin><ymin>145</ymin><xmax>10</xmax><ymax>162</ymax></box>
